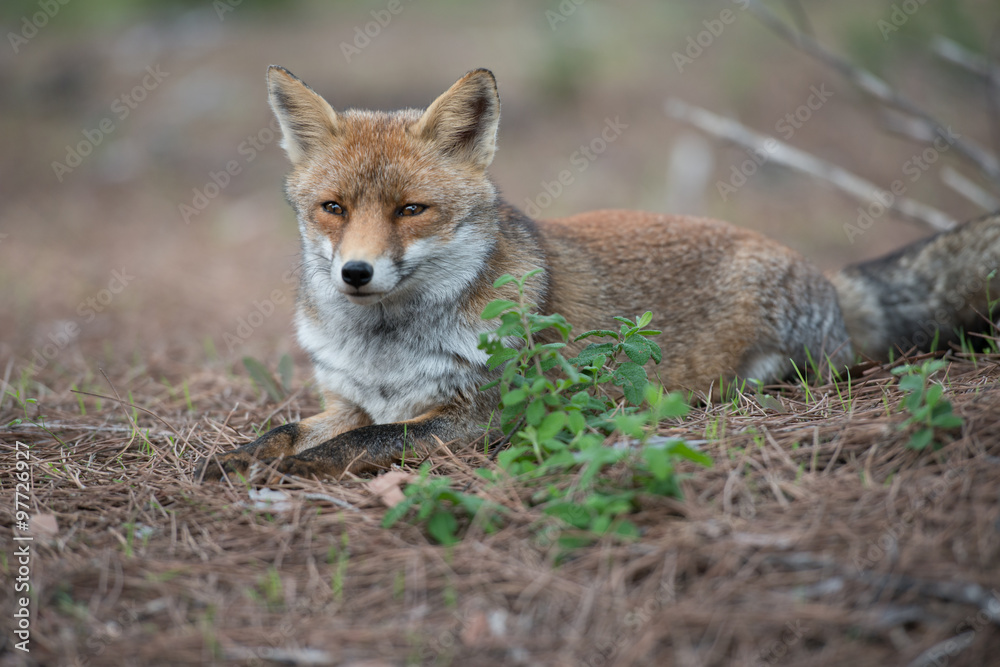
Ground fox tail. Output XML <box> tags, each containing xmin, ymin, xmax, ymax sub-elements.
<box><xmin>830</xmin><ymin>212</ymin><xmax>1000</xmax><ymax>360</ymax></box>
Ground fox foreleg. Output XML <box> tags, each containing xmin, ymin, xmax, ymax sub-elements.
<box><xmin>263</xmin><ymin>403</ymin><xmax>481</xmax><ymax>479</ymax></box>
<box><xmin>196</xmin><ymin>394</ymin><xmax>371</xmax><ymax>480</ymax></box>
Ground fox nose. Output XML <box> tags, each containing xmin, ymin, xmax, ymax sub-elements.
<box><xmin>341</xmin><ymin>261</ymin><xmax>374</xmax><ymax>288</ymax></box>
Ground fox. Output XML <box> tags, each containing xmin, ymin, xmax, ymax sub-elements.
<box><xmin>198</xmin><ymin>66</ymin><xmax>1000</xmax><ymax>481</ymax></box>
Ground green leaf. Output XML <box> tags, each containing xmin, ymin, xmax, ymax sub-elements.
<box><xmin>525</xmin><ymin>399</ymin><xmax>546</xmax><ymax>426</ymax></box>
<box><xmin>904</xmin><ymin>391</ymin><xmax>924</xmax><ymax>414</ymax></box>
<box><xmin>497</xmin><ymin>445</ymin><xmax>530</xmax><ymax>470</ymax></box>
<box><xmin>481</xmin><ymin>299</ymin><xmax>518</xmax><ymax>320</ymax></box>
<box><xmin>487</xmin><ymin>348</ymin><xmax>518</xmax><ymax>370</ymax></box>
<box><xmin>665</xmin><ymin>440</ymin><xmax>713</xmax><ymax>467</ymax></box>
<box><xmin>502</xmin><ymin>388</ymin><xmax>528</xmax><ymax>407</ymax></box>
<box><xmin>537</xmin><ymin>412</ymin><xmax>567</xmax><ymax>441</ymax></box>
<box><xmin>923</xmin><ymin>359</ymin><xmax>947</xmax><ymax>374</ymax></box>
<box><xmin>519</xmin><ymin>267</ymin><xmax>545</xmax><ymax>284</ymax></box>
<box><xmin>931</xmin><ymin>414</ymin><xmax>963</xmax><ymax>429</ymax></box>
<box><xmin>613</xmin><ymin>413</ymin><xmax>646</xmax><ymax>438</ymax></box>
<box><xmin>278</xmin><ymin>354</ymin><xmax>294</xmax><ymax>393</ymax></box>
<box><xmin>381</xmin><ymin>497</ymin><xmax>417</xmax><ymax>527</ymax></box>
<box><xmin>621</xmin><ymin>339</ymin><xmax>651</xmax><ymax>365</ymax></box>
<box><xmin>613</xmin><ymin>361</ymin><xmax>648</xmax><ymax>406</ymax></box>
<box><xmin>636</xmin><ymin>311</ymin><xmax>653</xmax><ymax>328</ymax></box>
<box><xmin>907</xmin><ymin>428</ymin><xmax>934</xmax><ymax>450</ymax></box>
<box><xmin>574</xmin><ymin>329</ymin><xmax>619</xmax><ymax>342</ymax></box>
<box><xmin>924</xmin><ymin>383</ymin><xmax>944</xmax><ymax>407</ymax></box>
<box><xmin>646</xmin><ymin>339</ymin><xmax>662</xmax><ymax>364</ymax></box>
<box><xmin>897</xmin><ymin>374</ymin><xmax>924</xmax><ymax>393</ymax></box>
<box><xmin>243</xmin><ymin>357</ymin><xmax>284</xmax><ymax>402</ymax></box>
<box><xmin>642</xmin><ymin>447</ymin><xmax>674</xmax><ymax>480</ymax></box>
<box><xmin>492</xmin><ymin>274</ymin><xmax>517</xmax><ymax>288</ymax></box>
<box><xmin>427</xmin><ymin>511</ymin><xmax>459</xmax><ymax>545</ymax></box>
<box><xmin>573</xmin><ymin>343</ymin><xmax>615</xmax><ymax>365</ymax></box>
<box><xmin>611</xmin><ymin>519</ymin><xmax>640</xmax><ymax>540</ymax></box>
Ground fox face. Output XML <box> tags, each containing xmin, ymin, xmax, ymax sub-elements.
<box><xmin>266</xmin><ymin>66</ymin><xmax>523</xmax><ymax>423</ymax></box>
<box><xmin>268</xmin><ymin>66</ymin><xmax>502</xmax><ymax>308</ymax></box>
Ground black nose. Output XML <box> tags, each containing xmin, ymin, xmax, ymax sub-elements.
<box><xmin>341</xmin><ymin>261</ymin><xmax>374</xmax><ymax>287</ymax></box>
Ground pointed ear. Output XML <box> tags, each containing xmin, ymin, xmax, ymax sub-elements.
<box><xmin>411</xmin><ymin>69</ymin><xmax>500</xmax><ymax>170</ymax></box>
<box><xmin>266</xmin><ymin>65</ymin><xmax>340</xmax><ymax>165</ymax></box>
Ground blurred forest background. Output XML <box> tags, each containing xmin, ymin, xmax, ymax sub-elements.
<box><xmin>2</xmin><ymin>0</ymin><xmax>998</xmax><ymax>386</ymax></box>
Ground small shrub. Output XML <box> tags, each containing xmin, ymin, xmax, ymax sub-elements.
<box><xmin>892</xmin><ymin>359</ymin><xmax>963</xmax><ymax>450</ymax></box>
<box><xmin>389</xmin><ymin>270</ymin><xmax>711</xmax><ymax>548</ymax></box>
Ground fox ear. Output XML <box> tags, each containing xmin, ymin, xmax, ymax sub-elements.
<box><xmin>412</xmin><ymin>69</ymin><xmax>500</xmax><ymax>170</ymax></box>
<box><xmin>266</xmin><ymin>65</ymin><xmax>340</xmax><ymax>165</ymax></box>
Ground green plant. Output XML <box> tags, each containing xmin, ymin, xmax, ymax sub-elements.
<box><xmin>242</xmin><ymin>353</ymin><xmax>294</xmax><ymax>402</ymax></box>
<box><xmin>382</xmin><ymin>463</ymin><xmax>501</xmax><ymax>545</ymax></box>
<box><xmin>388</xmin><ymin>271</ymin><xmax>711</xmax><ymax>549</ymax></box>
<box><xmin>5</xmin><ymin>388</ymin><xmax>65</xmax><ymax>445</ymax></box>
<box><xmin>328</xmin><ymin>531</ymin><xmax>348</xmax><ymax>601</ymax></box>
<box><xmin>892</xmin><ymin>359</ymin><xmax>963</xmax><ymax>450</ymax></box>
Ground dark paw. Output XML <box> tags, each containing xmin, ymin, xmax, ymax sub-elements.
<box><xmin>196</xmin><ymin>451</ymin><xmax>256</xmax><ymax>481</ymax></box>
<box><xmin>197</xmin><ymin>423</ymin><xmax>301</xmax><ymax>482</ymax></box>
<box><xmin>271</xmin><ymin>456</ymin><xmax>343</xmax><ymax>479</ymax></box>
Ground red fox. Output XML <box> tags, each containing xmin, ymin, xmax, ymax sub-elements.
<box><xmin>198</xmin><ymin>67</ymin><xmax>1000</xmax><ymax>481</ymax></box>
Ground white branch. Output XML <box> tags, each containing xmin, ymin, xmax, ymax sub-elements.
<box><xmin>941</xmin><ymin>166</ymin><xmax>1000</xmax><ymax>211</ymax></box>
<box><xmin>745</xmin><ymin>0</ymin><xmax>1000</xmax><ymax>184</ymax></box>
<box><xmin>932</xmin><ymin>35</ymin><xmax>1000</xmax><ymax>82</ymax></box>
<box><xmin>665</xmin><ymin>98</ymin><xmax>957</xmax><ymax>232</ymax></box>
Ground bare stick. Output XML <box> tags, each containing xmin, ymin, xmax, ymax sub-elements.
<box><xmin>664</xmin><ymin>98</ymin><xmax>957</xmax><ymax>232</ymax></box>
<box><xmin>941</xmin><ymin>165</ymin><xmax>1000</xmax><ymax>211</ymax></box>
<box><xmin>931</xmin><ymin>33</ymin><xmax>1000</xmax><ymax>164</ymax></box>
<box><xmin>932</xmin><ymin>35</ymin><xmax>1000</xmax><ymax>81</ymax></box>
<box><xmin>745</xmin><ymin>0</ymin><xmax>1000</xmax><ymax>184</ymax></box>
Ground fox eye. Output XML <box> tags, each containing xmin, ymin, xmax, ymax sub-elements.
<box><xmin>398</xmin><ymin>204</ymin><xmax>427</xmax><ymax>217</ymax></box>
<box><xmin>321</xmin><ymin>201</ymin><xmax>345</xmax><ymax>216</ymax></box>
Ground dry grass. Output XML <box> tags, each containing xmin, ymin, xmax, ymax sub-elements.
<box><xmin>2</xmin><ymin>350</ymin><xmax>999</xmax><ymax>667</ymax></box>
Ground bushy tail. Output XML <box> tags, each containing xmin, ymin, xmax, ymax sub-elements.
<box><xmin>830</xmin><ymin>212</ymin><xmax>1000</xmax><ymax>361</ymax></box>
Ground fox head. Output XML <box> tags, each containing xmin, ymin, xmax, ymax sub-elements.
<box><xmin>267</xmin><ymin>66</ymin><xmax>501</xmax><ymax>307</ymax></box>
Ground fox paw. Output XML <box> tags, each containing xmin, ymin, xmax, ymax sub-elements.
<box><xmin>270</xmin><ymin>456</ymin><xmax>342</xmax><ymax>480</ymax></box>
<box><xmin>196</xmin><ymin>452</ymin><xmax>257</xmax><ymax>481</ymax></box>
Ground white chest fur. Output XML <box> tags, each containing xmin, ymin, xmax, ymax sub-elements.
<box><xmin>296</xmin><ymin>290</ymin><xmax>491</xmax><ymax>425</ymax></box>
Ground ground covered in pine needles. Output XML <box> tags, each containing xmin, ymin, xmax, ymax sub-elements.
<box><xmin>2</xmin><ymin>349</ymin><xmax>999</xmax><ymax>667</ymax></box>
